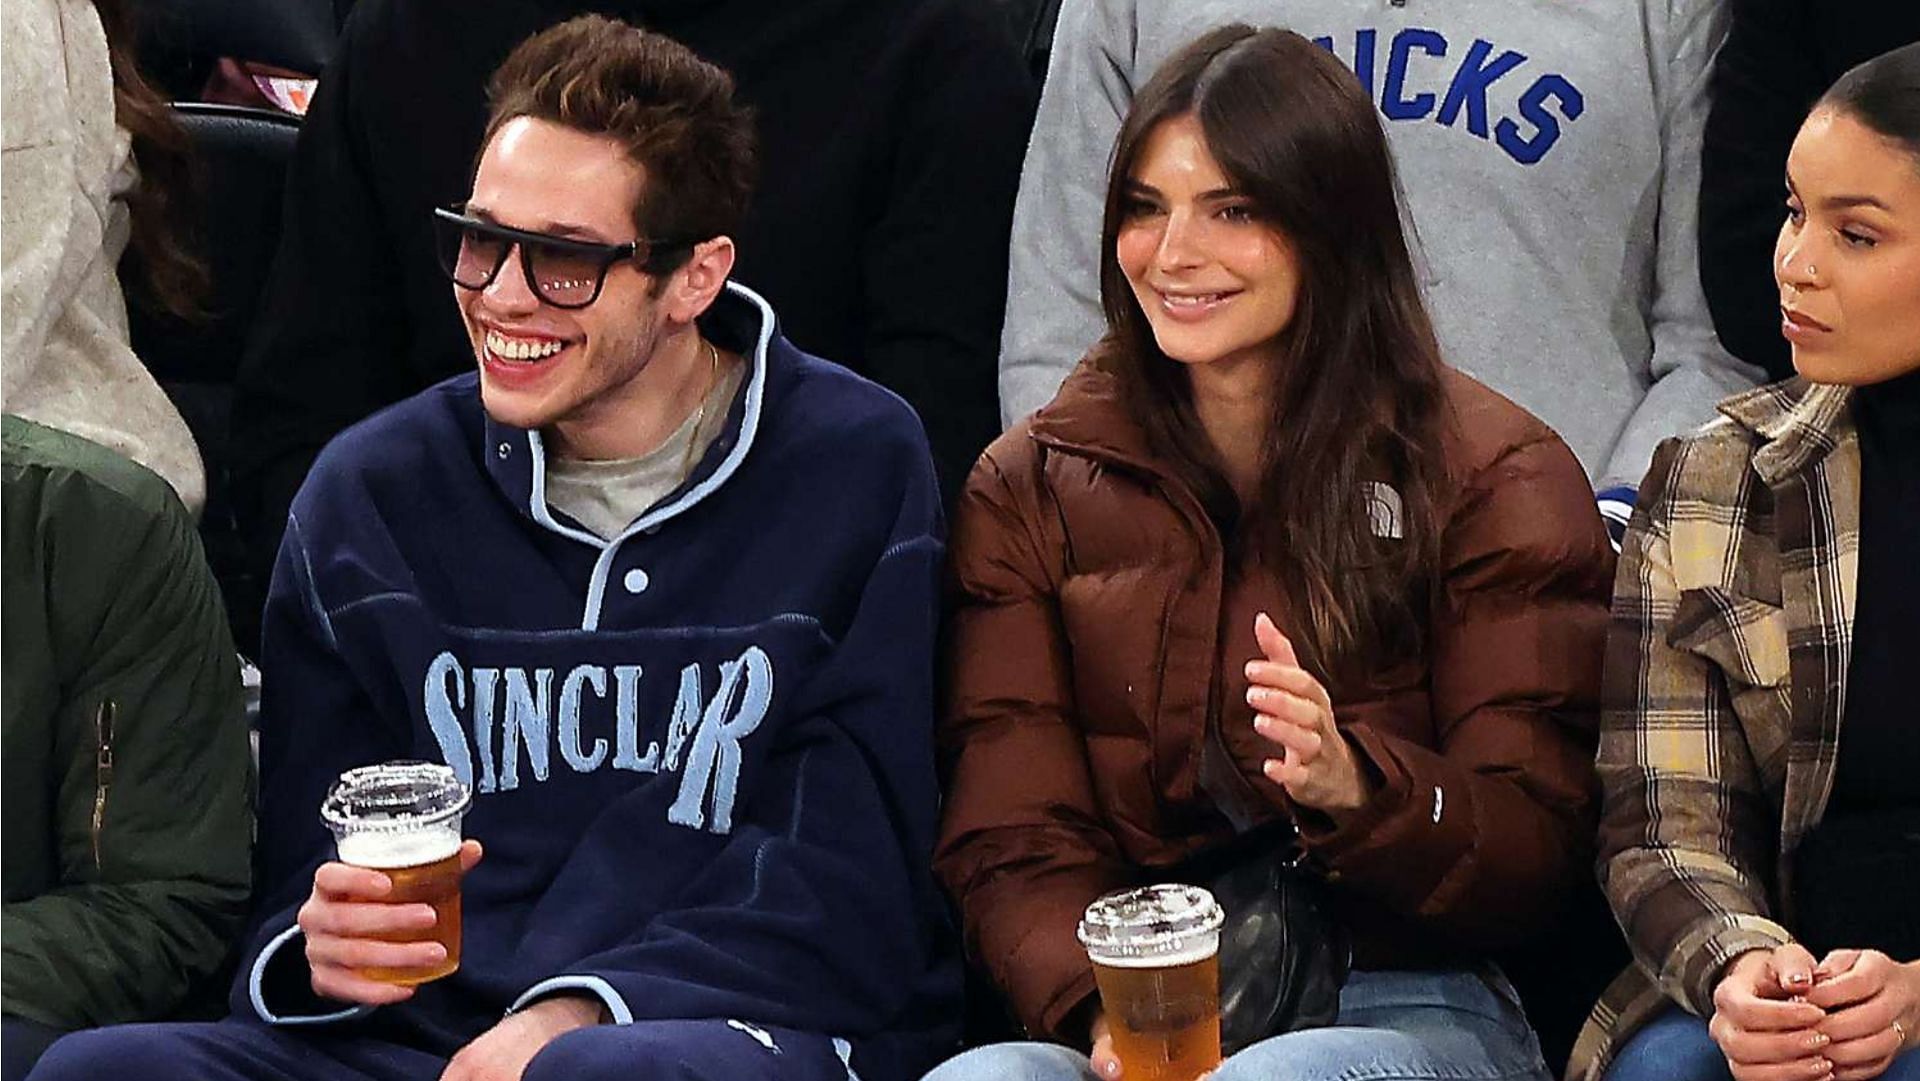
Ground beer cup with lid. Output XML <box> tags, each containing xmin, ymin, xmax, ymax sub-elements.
<box><xmin>321</xmin><ymin>762</ymin><xmax>472</xmax><ymax>986</ymax></box>
<box><xmin>1079</xmin><ymin>884</ymin><xmax>1227</xmax><ymax>1081</ymax></box>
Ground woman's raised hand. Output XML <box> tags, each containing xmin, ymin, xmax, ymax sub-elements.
<box><xmin>1246</xmin><ymin>612</ymin><xmax>1369</xmax><ymax>813</ymax></box>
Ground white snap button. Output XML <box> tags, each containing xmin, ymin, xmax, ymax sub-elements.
<box><xmin>623</xmin><ymin>569</ymin><xmax>650</xmax><ymax>594</ymax></box>
<box><xmin>497</xmin><ymin>442</ymin><xmax>512</xmax><ymax>459</ymax></box>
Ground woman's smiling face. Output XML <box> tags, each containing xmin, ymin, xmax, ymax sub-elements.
<box><xmin>1114</xmin><ymin>114</ymin><xmax>1302</xmax><ymax>383</ymax></box>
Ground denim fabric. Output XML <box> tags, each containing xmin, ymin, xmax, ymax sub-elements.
<box><xmin>924</xmin><ymin>968</ymin><xmax>1551</xmax><ymax>1081</ymax></box>
<box><xmin>1600</xmin><ymin>1008</ymin><xmax>1730</xmax><ymax>1081</ymax></box>
<box><xmin>1604</xmin><ymin>1007</ymin><xmax>1920</xmax><ymax>1081</ymax></box>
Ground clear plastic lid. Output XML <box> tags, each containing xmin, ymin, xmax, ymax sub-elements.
<box><xmin>1078</xmin><ymin>884</ymin><xmax>1225</xmax><ymax>966</ymax></box>
<box><xmin>320</xmin><ymin>761</ymin><xmax>471</xmax><ymax>837</ymax></box>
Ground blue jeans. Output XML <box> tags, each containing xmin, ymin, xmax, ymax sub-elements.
<box><xmin>1605</xmin><ymin>1007</ymin><xmax>1920</xmax><ymax>1081</ymax></box>
<box><xmin>924</xmin><ymin>968</ymin><xmax>1550</xmax><ymax>1081</ymax></box>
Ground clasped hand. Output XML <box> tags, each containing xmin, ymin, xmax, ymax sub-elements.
<box><xmin>1710</xmin><ymin>943</ymin><xmax>1920</xmax><ymax>1081</ymax></box>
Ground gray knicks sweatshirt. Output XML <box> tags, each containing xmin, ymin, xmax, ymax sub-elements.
<box><xmin>999</xmin><ymin>0</ymin><xmax>1766</xmax><ymax>490</ymax></box>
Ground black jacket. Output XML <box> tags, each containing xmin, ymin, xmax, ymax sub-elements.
<box><xmin>1699</xmin><ymin>0</ymin><xmax>1920</xmax><ymax>381</ymax></box>
<box><xmin>229</xmin><ymin>0</ymin><xmax>1035</xmax><ymax>638</ymax></box>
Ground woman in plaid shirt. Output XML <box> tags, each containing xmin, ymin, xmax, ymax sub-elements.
<box><xmin>1575</xmin><ymin>41</ymin><xmax>1920</xmax><ymax>1081</ymax></box>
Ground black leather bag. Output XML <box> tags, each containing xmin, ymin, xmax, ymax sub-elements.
<box><xmin>1177</xmin><ymin>822</ymin><xmax>1351</xmax><ymax>1054</ymax></box>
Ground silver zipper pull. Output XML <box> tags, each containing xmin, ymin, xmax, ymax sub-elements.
<box><xmin>91</xmin><ymin>700</ymin><xmax>116</xmax><ymax>870</ymax></box>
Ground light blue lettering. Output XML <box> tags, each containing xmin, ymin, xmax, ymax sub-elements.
<box><xmin>500</xmin><ymin>669</ymin><xmax>553</xmax><ymax>790</ymax></box>
<box><xmin>1382</xmin><ymin>28</ymin><xmax>1446</xmax><ymax>121</ymax></box>
<box><xmin>471</xmin><ymin>668</ymin><xmax>501</xmax><ymax>794</ymax></box>
<box><xmin>1495</xmin><ymin>73</ymin><xmax>1584</xmax><ymax>165</ymax></box>
<box><xmin>1437</xmin><ymin>39</ymin><xmax>1526</xmax><ymax>137</ymax></box>
<box><xmin>668</xmin><ymin>647</ymin><xmax>773</xmax><ymax>834</ymax></box>
<box><xmin>424</xmin><ymin>652</ymin><xmax>474</xmax><ymax>788</ymax></box>
<box><xmin>611</xmin><ymin>665</ymin><xmax>659</xmax><ymax>772</ymax></box>
<box><xmin>662</xmin><ymin>663</ymin><xmax>703</xmax><ymax>772</ymax></box>
<box><xmin>558</xmin><ymin>665</ymin><xmax>609</xmax><ymax>773</ymax></box>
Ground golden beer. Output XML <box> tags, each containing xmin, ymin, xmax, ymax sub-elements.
<box><xmin>1093</xmin><ymin>952</ymin><xmax>1222</xmax><ymax>1081</ymax></box>
<box><xmin>1080</xmin><ymin>885</ymin><xmax>1226</xmax><ymax>1081</ymax></box>
<box><xmin>338</xmin><ymin>844</ymin><xmax>463</xmax><ymax>985</ymax></box>
<box><xmin>322</xmin><ymin>762</ymin><xmax>473</xmax><ymax>987</ymax></box>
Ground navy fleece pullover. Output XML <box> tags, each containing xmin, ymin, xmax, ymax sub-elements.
<box><xmin>235</xmin><ymin>285</ymin><xmax>959</xmax><ymax>1081</ymax></box>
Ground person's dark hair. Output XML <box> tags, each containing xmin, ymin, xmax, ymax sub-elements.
<box><xmin>93</xmin><ymin>0</ymin><xmax>207</xmax><ymax>318</ymax></box>
<box><xmin>1099</xmin><ymin>25</ymin><xmax>1454</xmax><ymax>680</ymax></box>
<box><xmin>1818</xmin><ymin>41</ymin><xmax>1920</xmax><ymax>162</ymax></box>
<box><xmin>484</xmin><ymin>15</ymin><xmax>758</xmax><ymax>278</ymax></box>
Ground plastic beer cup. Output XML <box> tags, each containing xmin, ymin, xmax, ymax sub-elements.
<box><xmin>1078</xmin><ymin>884</ymin><xmax>1226</xmax><ymax>1081</ymax></box>
<box><xmin>320</xmin><ymin>762</ymin><xmax>472</xmax><ymax>986</ymax></box>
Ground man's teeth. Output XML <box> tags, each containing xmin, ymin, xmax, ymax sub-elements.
<box><xmin>485</xmin><ymin>331</ymin><xmax>566</xmax><ymax>361</ymax></box>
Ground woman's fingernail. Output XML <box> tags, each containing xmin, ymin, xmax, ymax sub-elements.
<box><xmin>1809</xmin><ymin>1033</ymin><xmax>1830</xmax><ymax>1049</ymax></box>
<box><xmin>1786</xmin><ymin>971</ymin><xmax>1812</xmax><ymax>987</ymax></box>
<box><xmin>1810</xmin><ymin>1058</ymin><xmax>1830</xmax><ymax>1074</ymax></box>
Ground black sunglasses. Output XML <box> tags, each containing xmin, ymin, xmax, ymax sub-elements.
<box><xmin>430</xmin><ymin>206</ymin><xmax>695</xmax><ymax>310</ymax></box>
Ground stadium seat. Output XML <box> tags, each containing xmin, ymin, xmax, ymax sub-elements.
<box><xmin>123</xmin><ymin>103</ymin><xmax>300</xmax><ymax>650</ymax></box>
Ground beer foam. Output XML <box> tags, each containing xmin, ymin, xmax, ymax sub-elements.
<box><xmin>1086</xmin><ymin>935</ymin><xmax>1219</xmax><ymax>969</ymax></box>
<box><xmin>336</xmin><ymin>826</ymin><xmax>460</xmax><ymax>869</ymax></box>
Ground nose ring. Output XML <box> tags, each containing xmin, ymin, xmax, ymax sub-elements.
<box><xmin>1781</xmin><ymin>249</ymin><xmax>1818</xmax><ymax>278</ymax></box>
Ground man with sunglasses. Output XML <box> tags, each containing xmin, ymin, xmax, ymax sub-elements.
<box><xmin>220</xmin><ymin>0</ymin><xmax>1033</xmax><ymax>660</ymax></box>
<box><xmin>29</xmin><ymin>17</ymin><xmax>957</xmax><ymax>1081</ymax></box>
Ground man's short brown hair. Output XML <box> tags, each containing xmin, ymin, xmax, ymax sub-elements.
<box><xmin>483</xmin><ymin>15</ymin><xmax>757</xmax><ymax>275</ymax></box>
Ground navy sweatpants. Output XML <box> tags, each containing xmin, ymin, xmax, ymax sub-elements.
<box><xmin>28</xmin><ymin>1017</ymin><xmax>859</xmax><ymax>1081</ymax></box>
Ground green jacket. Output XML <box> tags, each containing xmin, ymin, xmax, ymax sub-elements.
<box><xmin>2</xmin><ymin>416</ymin><xmax>252</xmax><ymax>1029</ymax></box>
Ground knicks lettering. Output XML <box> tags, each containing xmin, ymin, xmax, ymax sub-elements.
<box><xmin>423</xmin><ymin>647</ymin><xmax>773</xmax><ymax>835</ymax></box>
<box><xmin>1312</xmin><ymin>28</ymin><xmax>1582</xmax><ymax>165</ymax></box>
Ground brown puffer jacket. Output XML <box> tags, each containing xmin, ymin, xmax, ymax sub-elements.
<box><xmin>937</xmin><ymin>356</ymin><xmax>1615</xmax><ymax>1041</ymax></box>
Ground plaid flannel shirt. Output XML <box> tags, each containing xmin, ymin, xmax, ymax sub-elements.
<box><xmin>1569</xmin><ymin>378</ymin><xmax>1860</xmax><ymax>1080</ymax></box>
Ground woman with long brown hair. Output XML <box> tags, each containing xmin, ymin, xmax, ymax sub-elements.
<box><xmin>926</xmin><ymin>24</ymin><xmax>1613</xmax><ymax>1081</ymax></box>
<box><xmin>3</xmin><ymin>0</ymin><xmax>208</xmax><ymax>514</ymax></box>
